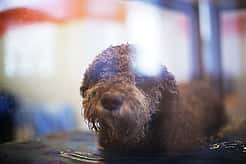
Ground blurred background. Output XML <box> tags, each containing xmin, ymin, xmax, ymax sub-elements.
<box><xmin>0</xmin><ymin>0</ymin><xmax>245</xmax><ymax>143</ymax></box>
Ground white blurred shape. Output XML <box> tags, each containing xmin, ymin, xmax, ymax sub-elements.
<box><xmin>88</xmin><ymin>0</ymin><xmax>118</xmax><ymax>17</ymax></box>
<box><xmin>0</xmin><ymin>0</ymin><xmax>49</xmax><ymax>11</ymax></box>
<box><xmin>3</xmin><ymin>23</ymin><xmax>56</xmax><ymax>77</ymax></box>
<box><xmin>133</xmin><ymin>48</ymin><xmax>162</xmax><ymax>76</ymax></box>
<box><xmin>126</xmin><ymin>1</ymin><xmax>163</xmax><ymax>76</ymax></box>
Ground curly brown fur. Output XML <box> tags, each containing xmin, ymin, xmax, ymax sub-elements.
<box><xmin>80</xmin><ymin>44</ymin><xmax>227</xmax><ymax>153</ymax></box>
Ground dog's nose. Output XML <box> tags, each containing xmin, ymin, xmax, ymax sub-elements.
<box><xmin>101</xmin><ymin>95</ymin><xmax>123</xmax><ymax>111</ymax></box>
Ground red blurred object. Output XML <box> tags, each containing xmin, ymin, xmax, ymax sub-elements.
<box><xmin>0</xmin><ymin>8</ymin><xmax>60</xmax><ymax>35</ymax></box>
<box><xmin>0</xmin><ymin>0</ymin><xmax>126</xmax><ymax>36</ymax></box>
<box><xmin>222</xmin><ymin>13</ymin><xmax>246</xmax><ymax>35</ymax></box>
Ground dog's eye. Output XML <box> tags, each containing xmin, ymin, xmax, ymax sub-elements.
<box><xmin>91</xmin><ymin>91</ymin><xmax>97</xmax><ymax>97</ymax></box>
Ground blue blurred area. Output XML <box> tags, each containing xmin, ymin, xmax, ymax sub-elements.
<box><xmin>1</xmin><ymin>89</ymin><xmax>78</xmax><ymax>142</ymax></box>
<box><xmin>0</xmin><ymin>90</ymin><xmax>18</xmax><ymax>114</ymax></box>
<box><xmin>1</xmin><ymin>89</ymin><xmax>79</xmax><ymax>142</ymax></box>
<box><xmin>15</xmin><ymin>103</ymin><xmax>78</xmax><ymax>137</ymax></box>
<box><xmin>0</xmin><ymin>90</ymin><xmax>18</xmax><ymax>143</ymax></box>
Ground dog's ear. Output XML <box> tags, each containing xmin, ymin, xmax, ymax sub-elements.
<box><xmin>81</xmin><ymin>60</ymin><xmax>102</xmax><ymax>97</ymax></box>
<box><xmin>155</xmin><ymin>67</ymin><xmax>179</xmax><ymax>115</ymax></box>
<box><xmin>80</xmin><ymin>69</ymin><xmax>91</xmax><ymax>98</ymax></box>
<box><xmin>162</xmin><ymin>71</ymin><xmax>178</xmax><ymax>96</ymax></box>
<box><xmin>156</xmin><ymin>65</ymin><xmax>178</xmax><ymax>98</ymax></box>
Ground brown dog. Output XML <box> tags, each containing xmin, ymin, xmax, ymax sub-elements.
<box><xmin>80</xmin><ymin>44</ymin><xmax>227</xmax><ymax>153</ymax></box>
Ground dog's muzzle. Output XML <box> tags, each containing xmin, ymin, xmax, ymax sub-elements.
<box><xmin>101</xmin><ymin>94</ymin><xmax>123</xmax><ymax>111</ymax></box>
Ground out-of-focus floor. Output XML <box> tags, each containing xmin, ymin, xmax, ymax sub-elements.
<box><xmin>0</xmin><ymin>130</ymin><xmax>245</xmax><ymax>164</ymax></box>
<box><xmin>0</xmin><ymin>86</ymin><xmax>245</xmax><ymax>163</ymax></box>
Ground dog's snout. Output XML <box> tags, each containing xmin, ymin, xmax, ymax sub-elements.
<box><xmin>101</xmin><ymin>95</ymin><xmax>123</xmax><ymax>111</ymax></box>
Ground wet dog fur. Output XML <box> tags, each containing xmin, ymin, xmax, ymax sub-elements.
<box><xmin>80</xmin><ymin>44</ymin><xmax>227</xmax><ymax>153</ymax></box>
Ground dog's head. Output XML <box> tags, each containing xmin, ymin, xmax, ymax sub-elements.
<box><xmin>80</xmin><ymin>44</ymin><xmax>178</xmax><ymax>148</ymax></box>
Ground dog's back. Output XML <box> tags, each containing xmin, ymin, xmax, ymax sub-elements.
<box><xmin>159</xmin><ymin>81</ymin><xmax>227</xmax><ymax>152</ymax></box>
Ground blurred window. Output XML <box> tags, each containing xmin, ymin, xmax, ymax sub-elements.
<box><xmin>221</xmin><ymin>10</ymin><xmax>246</xmax><ymax>118</ymax></box>
<box><xmin>3</xmin><ymin>23</ymin><xmax>56</xmax><ymax>77</ymax></box>
<box><xmin>126</xmin><ymin>1</ymin><xmax>191</xmax><ymax>81</ymax></box>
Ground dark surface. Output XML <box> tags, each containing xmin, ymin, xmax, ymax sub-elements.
<box><xmin>0</xmin><ymin>131</ymin><xmax>245</xmax><ymax>164</ymax></box>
